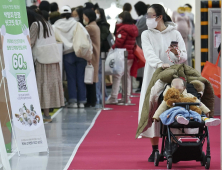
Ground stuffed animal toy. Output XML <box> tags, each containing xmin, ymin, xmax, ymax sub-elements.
<box><xmin>164</xmin><ymin>87</ymin><xmax>202</xmax><ymax>115</ymax></box>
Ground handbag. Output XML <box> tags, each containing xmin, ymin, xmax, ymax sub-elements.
<box><xmin>73</xmin><ymin>22</ymin><xmax>93</xmax><ymax>61</ymax></box>
<box><xmin>105</xmin><ymin>48</ymin><xmax>125</xmax><ymax>76</ymax></box>
<box><xmin>84</xmin><ymin>64</ymin><xmax>94</xmax><ymax>84</ymax></box>
<box><xmin>107</xmin><ymin>32</ymin><xmax>115</xmax><ymax>47</ymax></box>
<box><xmin>130</xmin><ymin>45</ymin><xmax>145</xmax><ymax>78</ymax></box>
<box><xmin>201</xmin><ymin>51</ymin><xmax>221</xmax><ymax>98</ymax></box>
<box><xmin>134</xmin><ymin>45</ymin><xmax>145</xmax><ymax>64</ymax></box>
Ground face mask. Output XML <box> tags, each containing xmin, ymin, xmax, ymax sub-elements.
<box><xmin>83</xmin><ymin>19</ymin><xmax>89</xmax><ymax>25</ymax></box>
<box><xmin>146</xmin><ymin>18</ymin><xmax>158</xmax><ymax>29</ymax></box>
<box><xmin>96</xmin><ymin>14</ymin><xmax>100</xmax><ymax>20</ymax></box>
<box><xmin>74</xmin><ymin>17</ymin><xmax>79</xmax><ymax>21</ymax></box>
<box><xmin>116</xmin><ymin>18</ymin><xmax>122</xmax><ymax>24</ymax></box>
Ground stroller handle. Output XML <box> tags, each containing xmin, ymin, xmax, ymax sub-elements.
<box><xmin>173</xmin><ymin>103</ymin><xmax>201</xmax><ymax>106</ymax></box>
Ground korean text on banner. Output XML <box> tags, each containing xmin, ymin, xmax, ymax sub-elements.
<box><xmin>0</xmin><ymin>0</ymin><xmax>48</xmax><ymax>154</ymax></box>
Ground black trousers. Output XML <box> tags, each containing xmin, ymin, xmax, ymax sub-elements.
<box><xmin>86</xmin><ymin>83</ymin><xmax>97</xmax><ymax>106</ymax></box>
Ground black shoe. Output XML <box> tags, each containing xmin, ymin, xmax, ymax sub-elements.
<box><xmin>135</xmin><ymin>89</ymin><xmax>141</xmax><ymax>93</ymax></box>
<box><xmin>148</xmin><ymin>149</ymin><xmax>159</xmax><ymax>162</ymax></box>
<box><xmin>84</xmin><ymin>103</ymin><xmax>91</xmax><ymax>108</ymax></box>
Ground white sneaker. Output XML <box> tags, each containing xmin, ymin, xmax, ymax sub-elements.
<box><xmin>205</xmin><ymin>118</ymin><xmax>221</xmax><ymax>126</ymax></box>
<box><xmin>118</xmin><ymin>97</ymin><xmax>131</xmax><ymax>104</ymax></box>
<box><xmin>106</xmin><ymin>98</ymin><xmax>118</xmax><ymax>104</ymax></box>
<box><xmin>176</xmin><ymin>116</ymin><xmax>189</xmax><ymax>125</ymax></box>
<box><xmin>79</xmin><ymin>103</ymin><xmax>85</xmax><ymax>108</ymax></box>
<box><xmin>67</xmin><ymin>103</ymin><xmax>78</xmax><ymax>108</ymax></box>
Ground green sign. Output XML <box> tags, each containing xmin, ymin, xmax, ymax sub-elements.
<box><xmin>0</xmin><ymin>0</ymin><xmax>28</xmax><ymax>35</ymax></box>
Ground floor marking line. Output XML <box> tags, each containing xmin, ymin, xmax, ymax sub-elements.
<box><xmin>63</xmin><ymin>109</ymin><xmax>102</xmax><ymax>170</ymax></box>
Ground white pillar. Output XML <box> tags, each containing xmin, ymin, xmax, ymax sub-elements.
<box><xmin>195</xmin><ymin>0</ymin><xmax>201</xmax><ymax>73</ymax></box>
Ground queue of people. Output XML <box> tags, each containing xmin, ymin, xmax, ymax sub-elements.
<box><xmin>27</xmin><ymin>1</ymin><xmax>142</xmax><ymax>117</ymax></box>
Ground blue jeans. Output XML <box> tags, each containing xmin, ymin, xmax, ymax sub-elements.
<box><xmin>96</xmin><ymin>58</ymin><xmax>108</xmax><ymax>104</ymax></box>
<box><xmin>63</xmin><ymin>52</ymin><xmax>87</xmax><ymax>104</ymax></box>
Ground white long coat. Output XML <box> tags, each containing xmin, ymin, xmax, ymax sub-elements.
<box><xmin>138</xmin><ymin>22</ymin><xmax>187</xmax><ymax>137</ymax></box>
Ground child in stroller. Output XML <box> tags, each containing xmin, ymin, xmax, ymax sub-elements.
<box><xmin>151</xmin><ymin>77</ymin><xmax>220</xmax><ymax>169</ymax></box>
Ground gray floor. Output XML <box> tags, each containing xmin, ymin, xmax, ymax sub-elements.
<box><xmin>5</xmin><ymin>107</ymin><xmax>100</xmax><ymax>170</ymax></box>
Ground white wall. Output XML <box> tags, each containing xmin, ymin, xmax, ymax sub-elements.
<box><xmin>46</xmin><ymin>0</ymin><xmax>196</xmax><ymax>19</ymax></box>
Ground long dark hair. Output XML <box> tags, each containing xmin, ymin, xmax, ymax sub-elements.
<box><xmin>27</xmin><ymin>8</ymin><xmax>51</xmax><ymax>39</ymax></box>
<box><xmin>96</xmin><ymin>8</ymin><xmax>107</xmax><ymax>23</ymax></box>
<box><xmin>134</xmin><ymin>1</ymin><xmax>148</xmax><ymax>16</ymax></box>
<box><xmin>149</xmin><ymin>4</ymin><xmax>172</xmax><ymax>22</ymax></box>
<box><xmin>76</xmin><ymin>7</ymin><xmax>84</xmax><ymax>25</ymax></box>
<box><xmin>83</xmin><ymin>9</ymin><xmax>96</xmax><ymax>24</ymax></box>
<box><xmin>119</xmin><ymin>11</ymin><xmax>134</xmax><ymax>25</ymax></box>
<box><xmin>61</xmin><ymin>13</ymin><xmax>72</xmax><ymax>20</ymax></box>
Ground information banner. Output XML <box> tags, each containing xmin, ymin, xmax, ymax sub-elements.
<box><xmin>0</xmin><ymin>0</ymin><xmax>48</xmax><ymax>154</ymax></box>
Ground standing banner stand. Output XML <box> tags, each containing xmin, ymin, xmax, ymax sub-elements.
<box><xmin>118</xmin><ymin>51</ymin><xmax>136</xmax><ymax>106</ymax></box>
<box><xmin>130</xmin><ymin>77</ymin><xmax>139</xmax><ymax>98</ymax></box>
<box><xmin>101</xmin><ymin>52</ymin><xmax>113</xmax><ymax>110</ymax></box>
<box><xmin>0</xmin><ymin>0</ymin><xmax>48</xmax><ymax>155</ymax></box>
<box><xmin>0</xmin><ymin>122</ymin><xmax>11</xmax><ymax>170</ymax></box>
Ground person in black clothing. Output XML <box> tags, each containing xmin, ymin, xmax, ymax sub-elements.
<box><xmin>50</xmin><ymin>2</ymin><xmax>61</xmax><ymax>24</ymax></box>
<box><xmin>39</xmin><ymin>1</ymin><xmax>50</xmax><ymax>13</ymax></box>
<box><xmin>95</xmin><ymin>7</ymin><xmax>110</xmax><ymax>104</ymax></box>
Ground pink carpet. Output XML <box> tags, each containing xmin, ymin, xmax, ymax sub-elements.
<box><xmin>68</xmin><ymin>95</ymin><xmax>221</xmax><ymax>169</ymax></box>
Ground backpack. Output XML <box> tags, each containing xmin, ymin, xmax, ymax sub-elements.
<box><xmin>73</xmin><ymin>22</ymin><xmax>92</xmax><ymax>61</ymax></box>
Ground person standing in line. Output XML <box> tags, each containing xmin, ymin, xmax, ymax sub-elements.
<box><xmin>134</xmin><ymin>1</ymin><xmax>149</xmax><ymax>93</ymax></box>
<box><xmin>106</xmin><ymin>11</ymin><xmax>138</xmax><ymax>104</ymax></box>
<box><xmin>137</xmin><ymin>4</ymin><xmax>187</xmax><ymax>162</ymax></box>
<box><xmin>39</xmin><ymin>1</ymin><xmax>50</xmax><ymax>21</ymax></box>
<box><xmin>27</xmin><ymin>9</ymin><xmax>64</xmax><ymax>122</ymax></box>
<box><xmin>53</xmin><ymin>6</ymin><xmax>87</xmax><ymax>108</ymax></box>
<box><xmin>72</xmin><ymin>7</ymin><xmax>84</xmax><ymax>25</ymax></box>
<box><xmin>50</xmin><ymin>2</ymin><xmax>61</xmax><ymax>25</ymax></box>
<box><xmin>95</xmin><ymin>7</ymin><xmax>110</xmax><ymax>105</ymax></box>
<box><xmin>123</xmin><ymin>3</ymin><xmax>137</xmax><ymax>24</ymax></box>
<box><xmin>172</xmin><ymin>7</ymin><xmax>190</xmax><ymax>50</ymax></box>
<box><xmin>184</xmin><ymin>3</ymin><xmax>195</xmax><ymax>67</ymax></box>
<box><xmin>83</xmin><ymin>9</ymin><xmax>101</xmax><ymax>107</ymax></box>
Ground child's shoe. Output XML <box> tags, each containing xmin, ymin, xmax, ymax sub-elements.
<box><xmin>176</xmin><ymin>116</ymin><xmax>189</xmax><ymax>125</ymax></box>
<box><xmin>205</xmin><ymin>118</ymin><xmax>221</xmax><ymax>126</ymax></box>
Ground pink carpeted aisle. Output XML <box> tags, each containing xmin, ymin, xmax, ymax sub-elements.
<box><xmin>68</xmin><ymin>96</ymin><xmax>221</xmax><ymax>169</ymax></box>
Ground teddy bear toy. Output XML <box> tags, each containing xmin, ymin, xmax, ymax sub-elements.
<box><xmin>164</xmin><ymin>87</ymin><xmax>202</xmax><ymax>115</ymax></box>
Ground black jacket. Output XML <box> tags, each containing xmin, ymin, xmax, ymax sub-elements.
<box><xmin>50</xmin><ymin>12</ymin><xmax>61</xmax><ymax>25</ymax></box>
<box><xmin>97</xmin><ymin>20</ymin><xmax>110</xmax><ymax>52</ymax></box>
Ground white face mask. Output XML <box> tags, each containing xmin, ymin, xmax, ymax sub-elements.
<box><xmin>83</xmin><ymin>19</ymin><xmax>89</xmax><ymax>25</ymax></box>
<box><xmin>74</xmin><ymin>16</ymin><xmax>79</xmax><ymax>21</ymax></box>
<box><xmin>96</xmin><ymin>14</ymin><xmax>100</xmax><ymax>20</ymax></box>
<box><xmin>146</xmin><ymin>18</ymin><xmax>158</xmax><ymax>29</ymax></box>
<box><xmin>116</xmin><ymin>18</ymin><xmax>122</xmax><ymax>24</ymax></box>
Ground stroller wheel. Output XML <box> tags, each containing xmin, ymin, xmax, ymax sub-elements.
<box><xmin>154</xmin><ymin>151</ymin><xmax>159</xmax><ymax>166</ymax></box>
<box><xmin>205</xmin><ymin>157</ymin><xmax>210</xmax><ymax>169</ymax></box>
<box><xmin>200</xmin><ymin>152</ymin><xmax>206</xmax><ymax>166</ymax></box>
<box><xmin>167</xmin><ymin>158</ymin><xmax>172</xmax><ymax>169</ymax></box>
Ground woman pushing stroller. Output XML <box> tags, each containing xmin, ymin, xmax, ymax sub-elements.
<box><xmin>137</xmin><ymin>4</ymin><xmax>187</xmax><ymax>162</ymax></box>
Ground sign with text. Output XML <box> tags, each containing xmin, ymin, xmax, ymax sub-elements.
<box><xmin>0</xmin><ymin>0</ymin><xmax>48</xmax><ymax>154</ymax></box>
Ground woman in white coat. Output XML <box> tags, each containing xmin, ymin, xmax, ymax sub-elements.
<box><xmin>138</xmin><ymin>4</ymin><xmax>187</xmax><ymax>162</ymax></box>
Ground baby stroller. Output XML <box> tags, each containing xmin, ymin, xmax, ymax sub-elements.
<box><xmin>154</xmin><ymin>83</ymin><xmax>211</xmax><ymax>169</ymax></box>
